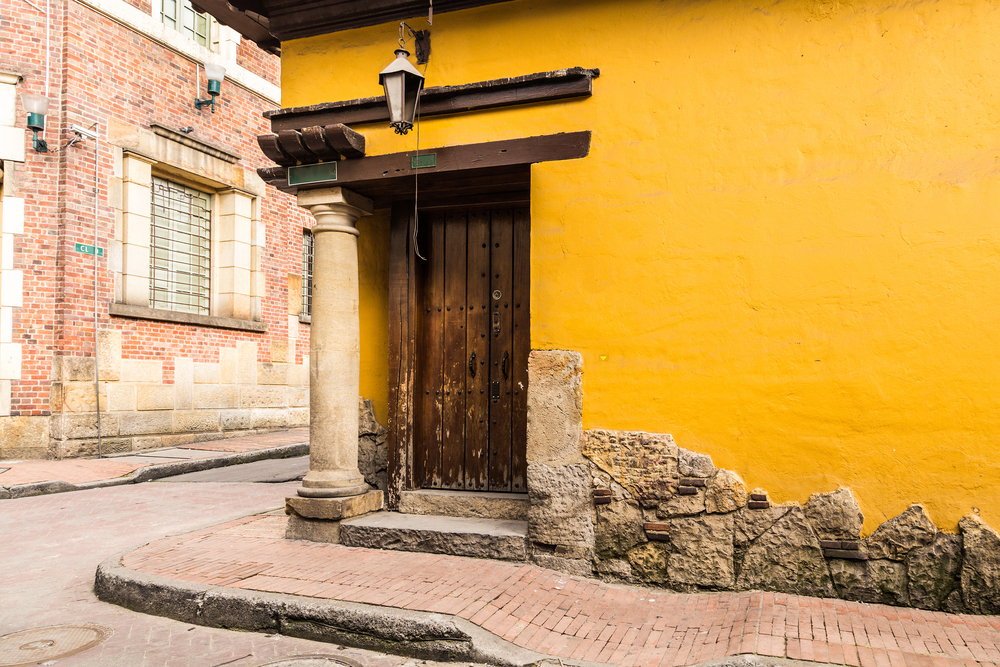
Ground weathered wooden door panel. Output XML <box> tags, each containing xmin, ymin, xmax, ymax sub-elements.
<box><xmin>441</xmin><ymin>211</ymin><xmax>468</xmax><ymax>489</ymax></box>
<box><xmin>465</xmin><ymin>210</ymin><xmax>491</xmax><ymax>490</ymax></box>
<box><xmin>413</xmin><ymin>205</ymin><xmax>528</xmax><ymax>492</ymax></box>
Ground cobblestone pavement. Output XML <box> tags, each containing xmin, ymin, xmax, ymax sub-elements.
<box><xmin>124</xmin><ymin>513</ymin><xmax>1000</xmax><ymax>667</ymax></box>
<box><xmin>0</xmin><ymin>481</ymin><xmax>477</xmax><ymax>667</ymax></box>
<box><xmin>0</xmin><ymin>428</ymin><xmax>308</xmax><ymax>486</ymax></box>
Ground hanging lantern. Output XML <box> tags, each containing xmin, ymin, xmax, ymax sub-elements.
<box><xmin>379</xmin><ymin>49</ymin><xmax>424</xmax><ymax>135</ymax></box>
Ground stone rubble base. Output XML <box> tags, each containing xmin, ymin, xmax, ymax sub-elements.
<box><xmin>582</xmin><ymin>428</ymin><xmax>1000</xmax><ymax>615</ymax></box>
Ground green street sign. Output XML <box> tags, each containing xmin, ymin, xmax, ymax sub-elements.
<box><xmin>411</xmin><ymin>153</ymin><xmax>436</xmax><ymax>169</ymax></box>
<box><xmin>288</xmin><ymin>162</ymin><xmax>338</xmax><ymax>186</ymax></box>
<box><xmin>75</xmin><ymin>242</ymin><xmax>104</xmax><ymax>257</ymax></box>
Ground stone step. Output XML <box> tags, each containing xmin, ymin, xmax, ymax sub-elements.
<box><xmin>340</xmin><ymin>511</ymin><xmax>528</xmax><ymax>561</ymax></box>
<box><xmin>398</xmin><ymin>489</ymin><xmax>529</xmax><ymax>521</ymax></box>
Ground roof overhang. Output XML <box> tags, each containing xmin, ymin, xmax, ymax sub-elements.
<box><xmin>198</xmin><ymin>0</ymin><xmax>514</xmax><ymax>51</ymax></box>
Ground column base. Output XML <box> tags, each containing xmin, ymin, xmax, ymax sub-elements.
<box><xmin>297</xmin><ymin>482</ymin><xmax>370</xmax><ymax>498</ymax></box>
<box><xmin>284</xmin><ymin>490</ymin><xmax>384</xmax><ymax>544</ymax></box>
<box><xmin>286</xmin><ymin>489</ymin><xmax>384</xmax><ymax>521</ymax></box>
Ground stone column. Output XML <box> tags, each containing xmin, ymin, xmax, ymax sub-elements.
<box><xmin>286</xmin><ymin>187</ymin><xmax>382</xmax><ymax>543</ymax></box>
<box><xmin>296</xmin><ymin>187</ymin><xmax>373</xmax><ymax>499</ymax></box>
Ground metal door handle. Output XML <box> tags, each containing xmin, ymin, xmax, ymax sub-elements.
<box><xmin>502</xmin><ymin>351</ymin><xmax>508</xmax><ymax>379</ymax></box>
<box><xmin>469</xmin><ymin>351</ymin><xmax>476</xmax><ymax>378</ymax></box>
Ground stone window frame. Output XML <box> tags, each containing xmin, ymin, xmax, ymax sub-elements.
<box><xmin>110</xmin><ymin>125</ymin><xmax>266</xmax><ymax>332</ymax></box>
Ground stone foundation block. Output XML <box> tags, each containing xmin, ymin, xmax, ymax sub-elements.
<box><xmin>285</xmin><ymin>516</ymin><xmax>341</xmax><ymax>544</ymax></box>
<box><xmin>172</xmin><ymin>410</ymin><xmax>220</xmax><ymax>433</ymax></box>
<box><xmin>193</xmin><ymin>385</ymin><xmax>239</xmax><ymax>409</ymax></box>
<box><xmin>668</xmin><ymin>513</ymin><xmax>735</xmax><ymax>589</ymax></box>
<box><xmin>527</xmin><ymin>462</ymin><xmax>594</xmax><ymax>551</ymax></box>
<box><xmin>136</xmin><ymin>384</ymin><xmax>175</xmax><ymax>411</ymax></box>
<box><xmin>804</xmin><ymin>488</ymin><xmax>864</xmax><ymax>542</ymax></box>
<box><xmin>526</xmin><ymin>350</ymin><xmax>583</xmax><ymax>465</ymax></box>
<box><xmin>286</xmin><ymin>490</ymin><xmax>383</xmax><ymax>521</ymax></box>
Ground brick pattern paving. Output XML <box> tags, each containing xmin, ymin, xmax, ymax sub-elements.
<box><xmin>0</xmin><ymin>428</ymin><xmax>309</xmax><ymax>486</ymax></box>
<box><xmin>0</xmin><ymin>459</ymin><xmax>146</xmax><ymax>485</ymax></box>
<box><xmin>180</xmin><ymin>428</ymin><xmax>309</xmax><ymax>453</ymax></box>
<box><xmin>124</xmin><ymin>514</ymin><xmax>1000</xmax><ymax>667</ymax></box>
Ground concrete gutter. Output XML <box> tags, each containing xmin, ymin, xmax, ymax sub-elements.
<box><xmin>0</xmin><ymin>442</ymin><xmax>308</xmax><ymax>500</ymax></box>
<box><xmin>95</xmin><ymin>551</ymin><xmax>601</xmax><ymax>667</ymax></box>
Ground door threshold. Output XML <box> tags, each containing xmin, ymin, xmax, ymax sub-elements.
<box><xmin>399</xmin><ymin>488</ymin><xmax>528</xmax><ymax>521</ymax></box>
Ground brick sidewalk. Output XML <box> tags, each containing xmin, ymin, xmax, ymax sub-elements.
<box><xmin>122</xmin><ymin>513</ymin><xmax>1000</xmax><ymax>667</ymax></box>
<box><xmin>0</xmin><ymin>428</ymin><xmax>308</xmax><ymax>486</ymax></box>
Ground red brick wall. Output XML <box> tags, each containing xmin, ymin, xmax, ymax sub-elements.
<box><xmin>1</xmin><ymin>0</ymin><xmax>311</xmax><ymax>417</ymax></box>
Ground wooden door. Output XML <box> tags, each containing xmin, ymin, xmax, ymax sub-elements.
<box><xmin>413</xmin><ymin>206</ymin><xmax>529</xmax><ymax>492</ymax></box>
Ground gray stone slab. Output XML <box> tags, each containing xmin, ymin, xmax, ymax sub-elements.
<box><xmin>340</xmin><ymin>512</ymin><xmax>528</xmax><ymax>561</ymax></box>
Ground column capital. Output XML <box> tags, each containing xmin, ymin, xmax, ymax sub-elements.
<box><xmin>298</xmin><ymin>187</ymin><xmax>373</xmax><ymax>237</ymax></box>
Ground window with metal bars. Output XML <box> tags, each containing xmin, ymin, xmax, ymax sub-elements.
<box><xmin>153</xmin><ymin>0</ymin><xmax>213</xmax><ymax>47</ymax></box>
<box><xmin>302</xmin><ymin>230</ymin><xmax>314</xmax><ymax>316</ymax></box>
<box><xmin>150</xmin><ymin>177</ymin><xmax>212</xmax><ymax>315</ymax></box>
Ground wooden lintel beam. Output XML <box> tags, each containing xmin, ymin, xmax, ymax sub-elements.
<box><xmin>266</xmin><ymin>68</ymin><xmax>599</xmax><ymax>132</ymax></box>
<box><xmin>290</xmin><ymin>131</ymin><xmax>590</xmax><ymax>193</ymax></box>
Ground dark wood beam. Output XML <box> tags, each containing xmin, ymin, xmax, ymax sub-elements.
<box><xmin>189</xmin><ymin>0</ymin><xmax>280</xmax><ymax>53</ymax></box>
<box><xmin>258</xmin><ymin>131</ymin><xmax>589</xmax><ymax>207</ymax></box>
<box><xmin>265</xmin><ymin>68</ymin><xmax>599</xmax><ymax>132</ymax></box>
<box><xmin>257</xmin><ymin>124</ymin><xmax>366</xmax><ymax>166</ymax></box>
<box><xmin>223</xmin><ymin>0</ymin><xmax>513</xmax><ymax>43</ymax></box>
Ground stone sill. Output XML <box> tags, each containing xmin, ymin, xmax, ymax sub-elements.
<box><xmin>298</xmin><ymin>313</ymin><xmax>311</xmax><ymax>325</ymax></box>
<box><xmin>109</xmin><ymin>303</ymin><xmax>268</xmax><ymax>332</ymax></box>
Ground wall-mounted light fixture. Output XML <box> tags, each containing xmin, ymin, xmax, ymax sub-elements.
<box><xmin>194</xmin><ymin>63</ymin><xmax>226</xmax><ymax>113</ymax></box>
<box><xmin>21</xmin><ymin>92</ymin><xmax>50</xmax><ymax>152</ymax></box>
<box><xmin>379</xmin><ymin>24</ymin><xmax>426</xmax><ymax>135</ymax></box>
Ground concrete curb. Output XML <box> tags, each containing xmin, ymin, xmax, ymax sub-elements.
<box><xmin>94</xmin><ymin>551</ymin><xmax>609</xmax><ymax>667</ymax></box>
<box><xmin>0</xmin><ymin>442</ymin><xmax>308</xmax><ymax>500</ymax></box>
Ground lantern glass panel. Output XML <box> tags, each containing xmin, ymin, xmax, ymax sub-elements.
<box><xmin>21</xmin><ymin>93</ymin><xmax>50</xmax><ymax>115</ymax></box>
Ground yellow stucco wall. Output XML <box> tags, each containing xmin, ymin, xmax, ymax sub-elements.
<box><xmin>284</xmin><ymin>0</ymin><xmax>1000</xmax><ymax>533</ymax></box>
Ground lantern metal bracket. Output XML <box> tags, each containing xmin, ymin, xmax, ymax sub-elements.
<box><xmin>398</xmin><ymin>22</ymin><xmax>431</xmax><ymax>65</ymax></box>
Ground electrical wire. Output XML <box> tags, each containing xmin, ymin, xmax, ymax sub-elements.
<box><xmin>91</xmin><ymin>122</ymin><xmax>102</xmax><ymax>457</ymax></box>
<box><xmin>412</xmin><ymin>89</ymin><xmax>426</xmax><ymax>261</ymax></box>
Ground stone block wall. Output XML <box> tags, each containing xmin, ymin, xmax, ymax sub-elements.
<box><xmin>47</xmin><ymin>331</ymin><xmax>309</xmax><ymax>457</ymax></box>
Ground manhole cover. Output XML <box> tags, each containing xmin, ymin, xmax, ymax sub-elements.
<box><xmin>252</xmin><ymin>656</ymin><xmax>363</xmax><ymax>667</ymax></box>
<box><xmin>0</xmin><ymin>624</ymin><xmax>113</xmax><ymax>667</ymax></box>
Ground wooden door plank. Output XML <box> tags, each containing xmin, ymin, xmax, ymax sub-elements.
<box><xmin>464</xmin><ymin>209</ymin><xmax>490</xmax><ymax>490</ymax></box>
<box><xmin>417</xmin><ymin>211</ymin><xmax>446</xmax><ymax>488</ymax></box>
<box><xmin>387</xmin><ymin>202</ymin><xmax>413</xmax><ymax>508</ymax></box>
<box><xmin>441</xmin><ymin>210</ymin><xmax>468</xmax><ymax>489</ymax></box>
<box><xmin>488</xmin><ymin>208</ymin><xmax>514</xmax><ymax>492</ymax></box>
<box><xmin>510</xmin><ymin>207</ymin><xmax>530</xmax><ymax>493</ymax></box>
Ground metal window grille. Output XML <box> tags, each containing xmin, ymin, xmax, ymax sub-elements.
<box><xmin>302</xmin><ymin>230</ymin><xmax>314</xmax><ymax>316</ymax></box>
<box><xmin>151</xmin><ymin>177</ymin><xmax>212</xmax><ymax>315</ymax></box>
<box><xmin>154</xmin><ymin>0</ymin><xmax>212</xmax><ymax>46</ymax></box>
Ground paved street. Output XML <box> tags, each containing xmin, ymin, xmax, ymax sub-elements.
<box><xmin>0</xmin><ymin>479</ymin><xmax>477</xmax><ymax>667</ymax></box>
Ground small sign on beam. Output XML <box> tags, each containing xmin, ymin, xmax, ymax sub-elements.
<box><xmin>411</xmin><ymin>153</ymin><xmax>436</xmax><ymax>169</ymax></box>
<box><xmin>288</xmin><ymin>162</ymin><xmax>338</xmax><ymax>186</ymax></box>
<box><xmin>74</xmin><ymin>242</ymin><xmax>104</xmax><ymax>257</ymax></box>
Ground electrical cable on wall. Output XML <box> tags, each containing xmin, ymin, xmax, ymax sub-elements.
<box><xmin>70</xmin><ymin>122</ymin><xmax>103</xmax><ymax>456</ymax></box>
